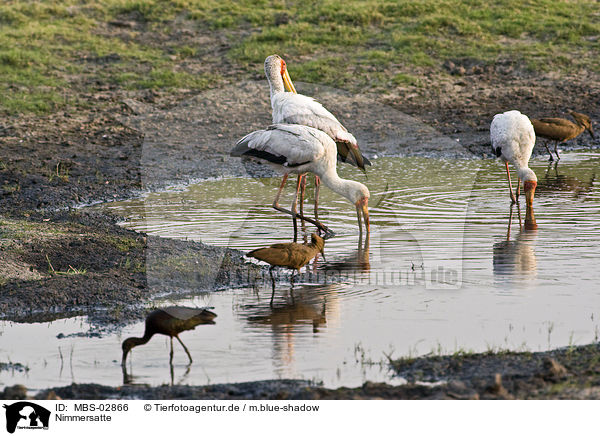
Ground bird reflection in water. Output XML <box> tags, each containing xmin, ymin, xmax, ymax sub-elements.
<box><xmin>536</xmin><ymin>162</ymin><xmax>596</xmax><ymax>199</ymax></box>
<box><xmin>319</xmin><ymin>233</ymin><xmax>370</xmax><ymax>274</ymax></box>
<box><xmin>493</xmin><ymin>204</ymin><xmax>538</xmax><ymax>282</ymax></box>
<box><xmin>245</xmin><ymin>286</ymin><xmax>327</xmax><ymax>333</ymax></box>
<box><xmin>240</xmin><ymin>283</ymin><xmax>337</xmax><ymax>373</ymax></box>
<box><xmin>121</xmin><ymin>306</ymin><xmax>217</xmax><ymax>385</ymax></box>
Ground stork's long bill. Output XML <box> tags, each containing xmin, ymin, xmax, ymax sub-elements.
<box><xmin>356</xmin><ymin>197</ymin><xmax>370</xmax><ymax>235</ymax></box>
<box><xmin>281</xmin><ymin>64</ymin><xmax>297</xmax><ymax>94</ymax></box>
<box><xmin>524</xmin><ymin>180</ymin><xmax>537</xmax><ymax>208</ymax></box>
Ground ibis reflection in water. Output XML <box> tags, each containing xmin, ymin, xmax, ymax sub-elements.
<box><xmin>536</xmin><ymin>161</ymin><xmax>597</xmax><ymax>199</ymax></box>
<box><xmin>241</xmin><ymin>283</ymin><xmax>336</xmax><ymax>373</ymax></box>
<box><xmin>531</xmin><ymin>111</ymin><xmax>595</xmax><ymax>161</ymax></box>
<box><xmin>493</xmin><ymin>204</ymin><xmax>538</xmax><ymax>282</ymax></box>
<box><xmin>121</xmin><ymin>307</ymin><xmax>217</xmax><ymax>384</ymax></box>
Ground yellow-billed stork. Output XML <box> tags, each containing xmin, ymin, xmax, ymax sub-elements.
<box><xmin>231</xmin><ymin>124</ymin><xmax>370</xmax><ymax>238</ymax></box>
<box><xmin>263</xmin><ymin>55</ymin><xmax>370</xmax><ymax>234</ymax></box>
<box><xmin>490</xmin><ymin>110</ymin><xmax>537</xmax><ymax>206</ymax></box>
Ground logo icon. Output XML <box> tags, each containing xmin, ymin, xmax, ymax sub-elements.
<box><xmin>3</xmin><ymin>402</ymin><xmax>50</xmax><ymax>434</ymax></box>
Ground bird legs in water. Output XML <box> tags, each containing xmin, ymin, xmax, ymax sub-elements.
<box><xmin>299</xmin><ymin>175</ymin><xmax>307</xmax><ymax>242</ymax></box>
<box><xmin>505</xmin><ymin>203</ymin><xmax>523</xmax><ymax>241</ymax></box>
<box><xmin>272</xmin><ymin>174</ymin><xmax>334</xmax><ymax>239</ymax></box>
<box><xmin>269</xmin><ymin>266</ymin><xmax>277</xmax><ymax>304</ymax></box>
<box><xmin>290</xmin><ymin>176</ymin><xmax>302</xmax><ymax>242</ymax></box>
<box><xmin>505</xmin><ymin>161</ymin><xmax>518</xmax><ymax>204</ymax></box>
<box><xmin>299</xmin><ymin>174</ymin><xmax>326</xmax><ymax>240</ymax></box>
<box><xmin>169</xmin><ymin>335</ymin><xmax>193</xmax><ymax>365</ymax></box>
<box><xmin>543</xmin><ymin>140</ymin><xmax>561</xmax><ymax>161</ymax></box>
<box><xmin>269</xmin><ymin>265</ymin><xmax>297</xmax><ymax>306</ymax></box>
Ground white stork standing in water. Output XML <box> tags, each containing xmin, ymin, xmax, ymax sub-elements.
<box><xmin>231</xmin><ymin>124</ymin><xmax>370</xmax><ymax>238</ymax></box>
<box><xmin>490</xmin><ymin>110</ymin><xmax>537</xmax><ymax>206</ymax></box>
<box><xmin>263</xmin><ymin>55</ymin><xmax>371</xmax><ymax>233</ymax></box>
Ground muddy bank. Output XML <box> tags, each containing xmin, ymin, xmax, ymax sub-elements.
<box><xmin>0</xmin><ymin>209</ymin><xmax>260</xmax><ymax>324</ymax></box>
<box><xmin>0</xmin><ymin>343</ymin><xmax>597</xmax><ymax>400</ymax></box>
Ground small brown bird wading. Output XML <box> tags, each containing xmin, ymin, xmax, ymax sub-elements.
<box><xmin>247</xmin><ymin>233</ymin><xmax>325</xmax><ymax>304</ymax></box>
<box><xmin>121</xmin><ymin>306</ymin><xmax>217</xmax><ymax>368</ymax></box>
<box><xmin>531</xmin><ymin>111</ymin><xmax>595</xmax><ymax>161</ymax></box>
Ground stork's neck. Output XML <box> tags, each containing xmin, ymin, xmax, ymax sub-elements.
<box><xmin>517</xmin><ymin>166</ymin><xmax>537</xmax><ymax>183</ymax></box>
<box><xmin>267</xmin><ymin>70</ymin><xmax>285</xmax><ymax>98</ymax></box>
<box><xmin>318</xmin><ymin>165</ymin><xmax>363</xmax><ymax>204</ymax></box>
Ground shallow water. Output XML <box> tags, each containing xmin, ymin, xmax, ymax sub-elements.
<box><xmin>3</xmin><ymin>153</ymin><xmax>600</xmax><ymax>390</ymax></box>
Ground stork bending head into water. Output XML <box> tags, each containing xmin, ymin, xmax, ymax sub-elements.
<box><xmin>231</xmin><ymin>124</ymin><xmax>370</xmax><ymax>238</ymax></box>
<box><xmin>490</xmin><ymin>110</ymin><xmax>537</xmax><ymax>207</ymax></box>
<box><xmin>263</xmin><ymin>55</ymin><xmax>371</xmax><ymax>235</ymax></box>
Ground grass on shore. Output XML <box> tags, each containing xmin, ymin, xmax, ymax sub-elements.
<box><xmin>1</xmin><ymin>0</ymin><xmax>599</xmax><ymax>114</ymax></box>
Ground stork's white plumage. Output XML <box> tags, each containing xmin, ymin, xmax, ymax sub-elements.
<box><xmin>231</xmin><ymin>124</ymin><xmax>370</xmax><ymax>236</ymax></box>
<box><xmin>263</xmin><ymin>55</ymin><xmax>370</xmax><ymax>237</ymax></box>
<box><xmin>264</xmin><ymin>55</ymin><xmax>370</xmax><ymax>170</ymax></box>
<box><xmin>490</xmin><ymin>110</ymin><xmax>537</xmax><ymax>206</ymax></box>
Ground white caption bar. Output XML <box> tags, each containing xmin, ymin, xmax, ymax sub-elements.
<box><xmin>0</xmin><ymin>400</ymin><xmax>596</xmax><ymax>435</ymax></box>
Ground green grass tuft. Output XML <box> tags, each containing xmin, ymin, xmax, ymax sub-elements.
<box><xmin>0</xmin><ymin>0</ymin><xmax>599</xmax><ymax>114</ymax></box>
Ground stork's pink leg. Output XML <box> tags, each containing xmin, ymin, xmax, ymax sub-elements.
<box><xmin>505</xmin><ymin>161</ymin><xmax>516</xmax><ymax>204</ymax></box>
<box><xmin>272</xmin><ymin>174</ymin><xmax>289</xmax><ymax>209</ymax></box>
<box><xmin>314</xmin><ymin>176</ymin><xmax>321</xmax><ymax>221</ymax></box>
<box><xmin>291</xmin><ymin>175</ymin><xmax>302</xmax><ymax>242</ymax></box>
<box><xmin>516</xmin><ymin>176</ymin><xmax>521</xmax><ymax>201</ymax></box>
<box><xmin>272</xmin><ymin>174</ymin><xmax>334</xmax><ymax>237</ymax></box>
<box><xmin>299</xmin><ymin>174</ymin><xmax>307</xmax><ymax>238</ymax></box>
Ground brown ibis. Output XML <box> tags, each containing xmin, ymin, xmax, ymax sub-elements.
<box><xmin>121</xmin><ymin>306</ymin><xmax>216</xmax><ymax>368</ymax></box>
<box><xmin>247</xmin><ymin>233</ymin><xmax>325</xmax><ymax>304</ymax></box>
<box><xmin>531</xmin><ymin>111</ymin><xmax>595</xmax><ymax>161</ymax></box>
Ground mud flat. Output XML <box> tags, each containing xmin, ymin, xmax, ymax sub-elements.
<box><xmin>1</xmin><ymin>343</ymin><xmax>599</xmax><ymax>400</ymax></box>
